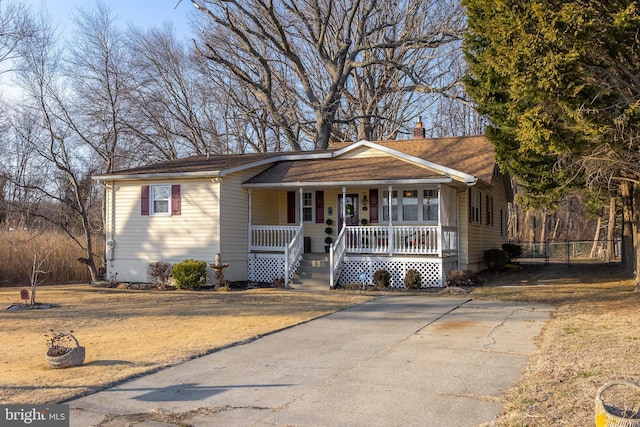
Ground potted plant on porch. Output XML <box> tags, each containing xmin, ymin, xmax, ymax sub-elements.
<box><xmin>324</xmin><ymin>219</ymin><xmax>333</xmax><ymax>253</ymax></box>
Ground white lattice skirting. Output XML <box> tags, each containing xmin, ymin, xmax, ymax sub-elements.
<box><xmin>248</xmin><ymin>253</ymin><xmax>300</xmax><ymax>283</ymax></box>
<box><xmin>339</xmin><ymin>256</ymin><xmax>457</xmax><ymax>288</ymax></box>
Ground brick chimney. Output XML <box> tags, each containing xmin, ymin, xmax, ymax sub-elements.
<box><xmin>413</xmin><ymin>117</ymin><xmax>426</xmax><ymax>139</ymax></box>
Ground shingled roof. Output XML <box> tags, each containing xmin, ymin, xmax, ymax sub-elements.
<box><xmin>243</xmin><ymin>157</ymin><xmax>446</xmax><ymax>186</ymax></box>
<box><xmin>374</xmin><ymin>136</ymin><xmax>496</xmax><ymax>183</ymax></box>
<box><xmin>100</xmin><ymin>151</ymin><xmax>285</xmax><ymax>176</ymax></box>
<box><xmin>93</xmin><ymin>135</ymin><xmax>497</xmax><ymax>186</ymax></box>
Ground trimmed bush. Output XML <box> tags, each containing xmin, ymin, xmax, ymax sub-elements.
<box><xmin>404</xmin><ymin>269</ymin><xmax>422</xmax><ymax>289</ymax></box>
<box><xmin>483</xmin><ymin>248</ymin><xmax>507</xmax><ymax>270</ymax></box>
<box><xmin>147</xmin><ymin>262</ymin><xmax>172</xmax><ymax>288</ymax></box>
<box><xmin>502</xmin><ymin>243</ymin><xmax>523</xmax><ymax>262</ymax></box>
<box><xmin>172</xmin><ymin>259</ymin><xmax>207</xmax><ymax>290</ymax></box>
<box><xmin>373</xmin><ymin>269</ymin><xmax>391</xmax><ymax>288</ymax></box>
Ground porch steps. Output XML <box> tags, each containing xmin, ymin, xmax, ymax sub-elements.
<box><xmin>291</xmin><ymin>253</ymin><xmax>331</xmax><ymax>291</ymax></box>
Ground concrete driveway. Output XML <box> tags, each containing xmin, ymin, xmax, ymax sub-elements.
<box><xmin>68</xmin><ymin>296</ymin><xmax>551</xmax><ymax>427</ymax></box>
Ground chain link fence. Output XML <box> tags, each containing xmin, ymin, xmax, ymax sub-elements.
<box><xmin>512</xmin><ymin>239</ymin><xmax>621</xmax><ymax>265</ymax></box>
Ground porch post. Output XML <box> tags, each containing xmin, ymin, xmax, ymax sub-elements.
<box><xmin>298</xmin><ymin>188</ymin><xmax>304</xmax><ymax>226</ymax></box>
<box><xmin>437</xmin><ymin>185</ymin><xmax>443</xmax><ymax>258</ymax></box>
<box><xmin>248</xmin><ymin>189</ymin><xmax>253</xmax><ymax>251</ymax></box>
<box><xmin>388</xmin><ymin>185</ymin><xmax>393</xmax><ymax>255</ymax></box>
<box><xmin>342</xmin><ymin>186</ymin><xmax>347</xmax><ymax>229</ymax></box>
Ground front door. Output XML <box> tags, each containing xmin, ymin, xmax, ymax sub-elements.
<box><xmin>338</xmin><ymin>194</ymin><xmax>359</xmax><ymax>229</ymax></box>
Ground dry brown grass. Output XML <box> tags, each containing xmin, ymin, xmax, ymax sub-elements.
<box><xmin>0</xmin><ymin>285</ymin><xmax>371</xmax><ymax>405</ymax></box>
<box><xmin>473</xmin><ymin>262</ymin><xmax>640</xmax><ymax>426</ymax></box>
<box><xmin>2</xmin><ymin>261</ymin><xmax>638</xmax><ymax>425</ymax></box>
<box><xmin>0</xmin><ymin>228</ymin><xmax>96</xmax><ymax>285</ymax></box>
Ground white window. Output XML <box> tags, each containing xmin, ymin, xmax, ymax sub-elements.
<box><xmin>423</xmin><ymin>189</ymin><xmax>439</xmax><ymax>222</ymax></box>
<box><xmin>151</xmin><ymin>185</ymin><xmax>171</xmax><ymax>215</ymax></box>
<box><xmin>402</xmin><ymin>190</ymin><xmax>419</xmax><ymax>221</ymax></box>
<box><xmin>379</xmin><ymin>188</ymin><xmax>440</xmax><ymax>222</ymax></box>
<box><xmin>302</xmin><ymin>192</ymin><xmax>313</xmax><ymax>222</ymax></box>
<box><xmin>470</xmin><ymin>189</ymin><xmax>481</xmax><ymax>224</ymax></box>
<box><xmin>382</xmin><ymin>191</ymin><xmax>398</xmax><ymax>221</ymax></box>
<box><xmin>486</xmin><ymin>195</ymin><xmax>494</xmax><ymax>226</ymax></box>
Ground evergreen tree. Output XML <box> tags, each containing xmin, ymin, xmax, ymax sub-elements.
<box><xmin>463</xmin><ymin>0</ymin><xmax>640</xmax><ymax>286</ymax></box>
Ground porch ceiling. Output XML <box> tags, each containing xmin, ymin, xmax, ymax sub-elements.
<box><xmin>243</xmin><ymin>157</ymin><xmax>449</xmax><ymax>187</ymax></box>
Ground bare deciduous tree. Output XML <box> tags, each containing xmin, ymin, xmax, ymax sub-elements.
<box><xmin>66</xmin><ymin>1</ymin><xmax>136</xmax><ymax>172</ymax></box>
<box><xmin>0</xmin><ymin>0</ymin><xmax>36</xmax><ymax>71</ymax></box>
<box><xmin>10</xmin><ymin>4</ymin><xmax>126</xmax><ymax>282</ymax></box>
<box><xmin>190</xmin><ymin>0</ymin><xmax>466</xmax><ymax>150</ymax></box>
<box><xmin>127</xmin><ymin>25</ymin><xmax>225</xmax><ymax>161</ymax></box>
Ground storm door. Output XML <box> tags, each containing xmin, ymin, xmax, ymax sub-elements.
<box><xmin>338</xmin><ymin>194</ymin><xmax>359</xmax><ymax>229</ymax></box>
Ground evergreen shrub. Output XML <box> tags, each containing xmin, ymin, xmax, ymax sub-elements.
<box><xmin>172</xmin><ymin>259</ymin><xmax>207</xmax><ymax>290</ymax></box>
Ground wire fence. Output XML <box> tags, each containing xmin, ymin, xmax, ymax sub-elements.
<box><xmin>511</xmin><ymin>239</ymin><xmax>621</xmax><ymax>265</ymax></box>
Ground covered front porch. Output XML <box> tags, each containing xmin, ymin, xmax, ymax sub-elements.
<box><xmin>245</xmin><ymin>185</ymin><xmax>460</xmax><ymax>288</ymax></box>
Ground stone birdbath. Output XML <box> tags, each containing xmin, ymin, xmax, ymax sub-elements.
<box><xmin>209</xmin><ymin>253</ymin><xmax>229</xmax><ymax>288</ymax></box>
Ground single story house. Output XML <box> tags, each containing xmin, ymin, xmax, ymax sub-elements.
<box><xmin>93</xmin><ymin>129</ymin><xmax>513</xmax><ymax>288</ymax></box>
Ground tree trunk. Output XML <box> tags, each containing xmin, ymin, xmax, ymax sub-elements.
<box><xmin>605</xmin><ymin>195</ymin><xmax>616</xmax><ymax>262</ymax></box>
<box><xmin>551</xmin><ymin>215</ymin><xmax>561</xmax><ymax>240</ymax></box>
<box><xmin>508</xmin><ymin>203</ymin><xmax>519</xmax><ymax>240</ymax></box>
<box><xmin>539</xmin><ymin>208</ymin><xmax>547</xmax><ymax>247</ymax></box>
<box><xmin>590</xmin><ymin>216</ymin><xmax>602</xmax><ymax>258</ymax></box>
<box><xmin>620</xmin><ymin>182</ymin><xmax>635</xmax><ymax>275</ymax></box>
<box><xmin>633</xmin><ymin>184</ymin><xmax>640</xmax><ymax>291</ymax></box>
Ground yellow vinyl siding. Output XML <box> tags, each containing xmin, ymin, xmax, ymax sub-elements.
<box><xmin>461</xmin><ymin>178</ymin><xmax>510</xmax><ymax>272</ymax></box>
<box><xmin>220</xmin><ymin>166</ymin><xmax>273</xmax><ymax>280</ymax></box>
<box><xmin>104</xmin><ymin>178</ymin><xmax>221</xmax><ymax>282</ymax></box>
<box><xmin>113</xmin><ymin>179</ymin><xmax>220</xmax><ymax>261</ymax></box>
<box><xmin>251</xmin><ymin>189</ymin><xmax>280</xmax><ymax>225</ymax></box>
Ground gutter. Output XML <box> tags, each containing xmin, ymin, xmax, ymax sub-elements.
<box><xmin>92</xmin><ymin>170</ymin><xmax>223</xmax><ymax>182</ymax></box>
<box><xmin>242</xmin><ymin>177</ymin><xmax>455</xmax><ymax>188</ymax></box>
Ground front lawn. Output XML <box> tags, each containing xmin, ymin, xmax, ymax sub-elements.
<box><xmin>0</xmin><ymin>286</ymin><xmax>371</xmax><ymax>404</ymax></box>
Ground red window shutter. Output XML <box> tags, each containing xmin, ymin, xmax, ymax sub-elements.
<box><xmin>287</xmin><ymin>191</ymin><xmax>296</xmax><ymax>223</ymax></box>
<box><xmin>315</xmin><ymin>191</ymin><xmax>324</xmax><ymax>223</ymax></box>
<box><xmin>171</xmin><ymin>184</ymin><xmax>181</xmax><ymax>215</ymax></box>
<box><xmin>141</xmin><ymin>186</ymin><xmax>150</xmax><ymax>216</ymax></box>
<box><xmin>369</xmin><ymin>189</ymin><xmax>378</xmax><ymax>223</ymax></box>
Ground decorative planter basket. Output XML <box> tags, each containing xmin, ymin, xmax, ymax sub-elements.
<box><xmin>46</xmin><ymin>333</ymin><xmax>85</xmax><ymax>369</ymax></box>
<box><xmin>595</xmin><ymin>380</ymin><xmax>640</xmax><ymax>427</ymax></box>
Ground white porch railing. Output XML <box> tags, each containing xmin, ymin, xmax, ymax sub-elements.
<box><xmin>343</xmin><ymin>225</ymin><xmax>448</xmax><ymax>255</ymax></box>
<box><xmin>249</xmin><ymin>224</ymin><xmax>457</xmax><ymax>287</ymax></box>
<box><xmin>284</xmin><ymin>225</ymin><xmax>304</xmax><ymax>287</ymax></box>
<box><xmin>329</xmin><ymin>225</ymin><xmax>347</xmax><ymax>288</ymax></box>
<box><xmin>250</xmin><ymin>225</ymin><xmax>300</xmax><ymax>251</ymax></box>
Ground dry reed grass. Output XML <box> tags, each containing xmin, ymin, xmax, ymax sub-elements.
<box><xmin>0</xmin><ymin>228</ymin><xmax>97</xmax><ymax>285</ymax></box>
<box><xmin>0</xmin><ymin>284</ymin><xmax>371</xmax><ymax>405</ymax></box>
<box><xmin>473</xmin><ymin>263</ymin><xmax>640</xmax><ymax>425</ymax></box>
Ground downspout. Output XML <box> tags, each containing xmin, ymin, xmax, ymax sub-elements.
<box><xmin>105</xmin><ymin>181</ymin><xmax>116</xmax><ymax>273</ymax></box>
